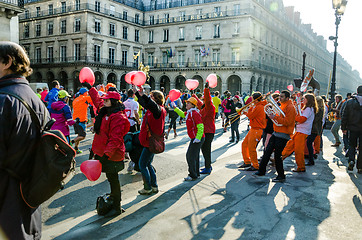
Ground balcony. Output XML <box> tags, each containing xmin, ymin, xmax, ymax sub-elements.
<box><xmin>1</xmin><ymin>0</ymin><xmax>24</xmax><ymax>7</ymax></box>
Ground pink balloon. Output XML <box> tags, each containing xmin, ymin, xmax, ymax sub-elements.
<box><xmin>274</xmin><ymin>90</ymin><xmax>280</xmax><ymax>94</ymax></box>
<box><xmin>79</xmin><ymin>67</ymin><xmax>95</xmax><ymax>86</ymax></box>
<box><xmin>80</xmin><ymin>160</ymin><xmax>102</xmax><ymax>181</ymax></box>
<box><xmin>125</xmin><ymin>71</ymin><xmax>137</xmax><ymax>84</ymax></box>
<box><xmin>287</xmin><ymin>84</ymin><xmax>294</xmax><ymax>92</ymax></box>
<box><xmin>206</xmin><ymin>74</ymin><xmax>218</xmax><ymax>88</ymax></box>
<box><xmin>132</xmin><ymin>71</ymin><xmax>147</xmax><ymax>86</ymax></box>
<box><xmin>185</xmin><ymin>79</ymin><xmax>199</xmax><ymax>90</ymax></box>
<box><xmin>169</xmin><ymin>89</ymin><xmax>181</xmax><ymax>102</ymax></box>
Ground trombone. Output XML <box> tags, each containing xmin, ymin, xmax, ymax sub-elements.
<box><xmin>264</xmin><ymin>95</ymin><xmax>285</xmax><ymax>127</ymax></box>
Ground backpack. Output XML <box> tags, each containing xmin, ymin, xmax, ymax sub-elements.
<box><xmin>96</xmin><ymin>194</ymin><xmax>114</xmax><ymax>216</ymax></box>
<box><xmin>0</xmin><ymin>91</ymin><xmax>76</xmax><ymax>208</ymax></box>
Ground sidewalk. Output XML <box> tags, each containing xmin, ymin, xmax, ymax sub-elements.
<box><xmin>43</xmin><ymin>129</ymin><xmax>362</xmax><ymax>240</ymax></box>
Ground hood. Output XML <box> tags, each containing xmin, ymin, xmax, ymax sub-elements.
<box><xmin>51</xmin><ymin>101</ymin><xmax>66</xmax><ymax>111</ymax></box>
<box><xmin>354</xmin><ymin>95</ymin><xmax>362</xmax><ymax>106</ymax></box>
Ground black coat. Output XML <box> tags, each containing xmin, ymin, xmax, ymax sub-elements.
<box><xmin>341</xmin><ymin>95</ymin><xmax>362</xmax><ymax>132</ymax></box>
<box><xmin>0</xmin><ymin>75</ymin><xmax>49</xmax><ymax>240</ymax></box>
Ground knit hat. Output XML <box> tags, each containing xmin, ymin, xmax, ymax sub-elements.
<box><xmin>186</xmin><ymin>97</ymin><xmax>198</xmax><ymax>106</ymax></box>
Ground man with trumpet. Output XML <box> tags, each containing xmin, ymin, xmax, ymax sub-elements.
<box><xmin>238</xmin><ymin>92</ymin><xmax>267</xmax><ymax>171</ymax></box>
<box><xmin>254</xmin><ymin>90</ymin><xmax>296</xmax><ymax>182</ymax></box>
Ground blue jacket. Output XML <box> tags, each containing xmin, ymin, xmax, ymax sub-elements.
<box><xmin>44</xmin><ymin>87</ymin><xmax>59</xmax><ymax>109</ymax></box>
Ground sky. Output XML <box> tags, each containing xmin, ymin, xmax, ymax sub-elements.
<box><xmin>283</xmin><ymin>0</ymin><xmax>362</xmax><ymax>76</ymax></box>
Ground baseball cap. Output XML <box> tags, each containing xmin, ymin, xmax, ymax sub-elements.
<box><xmin>79</xmin><ymin>88</ymin><xmax>88</xmax><ymax>95</ymax></box>
<box><xmin>58</xmin><ymin>90</ymin><xmax>71</xmax><ymax>98</ymax></box>
<box><xmin>186</xmin><ymin>97</ymin><xmax>198</xmax><ymax>106</ymax></box>
<box><xmin>101</xmin><ymin>91</ymin><xmax>121</xmax><ymax>101</ymax></box>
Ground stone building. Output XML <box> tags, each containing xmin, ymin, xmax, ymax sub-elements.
<box><xmin>19</xmin><ymin>0</ymin><xmax>361</xmax><ymax>96</ymax></box>
<box><xmin>0</xmin><ymin>0</ymin><xmax>23</xmax><ymax>43</ymax></box>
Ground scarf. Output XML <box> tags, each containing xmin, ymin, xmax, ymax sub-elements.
<box><xmin>186</xmin><ymin>107</ymin><xmax>198</xmax><ymax>120</ymax></box>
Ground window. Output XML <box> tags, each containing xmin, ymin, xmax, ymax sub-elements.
<box><xmin>214</xmin><ymin>7</ymin><xmax>220</xmax><ymax>14</ymax></box>
<box><xmin>123</xmin><ymin>26</ymin><xmax>128</xmax><ymax>39</ymax></box>
<box><xmin>94</xmin><ymin>45</ymin><xmax>101</xmax><ymax>62</ymax></box>
<box><xmin>178</xmin><ymin>51</ymin><xmax>185</xmax><ymax>66</ymax></box>
<box><xmin>35</xmin><ymin>47</ymin><xmax>41</xmax><ymax>63</ymax></box>
<box><xmin>233</xmin><ymin>4</ymin><xmax>240</xmax><ymax>15</ymax></box>
<box><xmin>196</xmin><ymin>9</ymin><xmax>202</xmax><ymax>15</ymax></box>
<box><xmin>234</xmin><ymin>22</ymin><xmax>239</xmax><ymax>34</ymax></box>
<box><xmin>60</xmin><ymin>46</ymin><xmax>67</xmax><ymax>62</ymax></box>
<box><xmin>162</xmin><ymin>52</ymin><xmax>168</xmax><ymax>64</ymax></box>
<box><xmin>95</xmin><ymin>19</ymin><xmax>101</xmax><ymax>33</ymax></box>
<box><xmin>123</xmin><ymin>11</ymin><xmax>127</xmax><ymax>20</ymax></box>
<box><xmin>231</xmin><ymin>49</ymin><xmax>239</xmax><ymax>64</ymax></box>
<box><xmin>36</xmin><ymin>7</ymin><xmax>41</xmax><ymax>17</ymax></box>
<box><xmin>25</xmin><ymin>10</ymin><xmax>29</xmax><ymax>19</ymax></box>
<box><xmin>179</xmin><ymin>27</ymin><xmax>184</xmax><ymax>40</ymax></box>
<box><xmin>122</xmin><ymin>50</ymin><xmax>127</xmax><ymax>65</ymax></box>
<box><xmin>194</xmin><ymin>50</ymin><xmax>201</xmax><ymax>64</ymax></box>
<box><xmin>163</xmin><ymin>29</ymin><xmax>169</xmax><ymax>42</ymax></box>
<box><xmin>75</xmin><ymin>0</ymin><xmax>80</xmax><ymax>11</ymax></box>
<box><xmin>135</xmin><ymin>29</ymin><xmax>139</xmax><ymax>42</ymax></box>
<box><xmin>135</xmin><ymin>14</ymin><xmax>139</xmax><ymax>24</ymax></box>
<box><xmin>213</xmin><ymin>49</ymin><xmax>220</xmax><ymax>63</ymax></box>
<box><xmin>133</xmin><ymin>52</ymin><xmax>138</xmax><ymax>67</ymax></box>
<box><xmin>61</xmin><ymin>20</ymin><xmax>66</xmax><ymax>34</ymax></box>
<box><xmin>47</xmin><ymin>46</ymin><xmax>53</xmax><ymax>62</ymax></box>
<box><xmin>48</xmin><ymin>4</ymin><xmax>53</xmax><ymax>14</ymax></box>
<box><xmin>74</xmin><ymin>44</ymin><xmax>81</xmax><ymax>61</ymax></box>
<box><xmin>164</xmin><ymin>13</ymin><xmax>169</xmax><ymax>23</ymax></box>
<box><xmin>95</xmin><ymin>1</ymin><xmax>100</xmax><ymax>12</ymax></box>
<box><xmin>24</xmin><ymin>25</ymin><xmax>29</xmax><ymax>38</ymax></box>
<box><xmin>148</xmin><ymin>30</ymin><xmax>153</xmax><ymax>43</ymax></box>
<box><xmin>180</xmin><ymin>11</ymin><xmax>186</xmax><ymax>21</ymax></box>
<box><xmin>110</xmin><ymin>5</ymin><xmax>115</xmax><ymax>16</ymax></box>
<box><xmin>48</xmin><ymin>22</ymin><xmax>53</xmax><ymax>35</ymax></box>
<box><xmin>35</xmin><ymin>24</ymin><xmax>41</xmax><ymax>37</ymax></box>
<box><xmin>214</xmin><ymin>24</ymin><xmax>220</xmax><ymax>38</ymax></box>
<box><xmin>75</xmin><ymin>19</ymin><xmax>81</xmax><ymax>32</ymax></box>
<box><xmin>148</xmin><ymin>53</ymin><xmax>154</xmax><ymax>66</ymax></box>
<box><xmin>196</xmin><ymin>26</ymin><xmax>202</xmax><ymax>39</ymax></box>
<box><xmin>109</xmin><ymin>47</ymin><xmax>115</xmax><ymax>64</ymax></box>
<box><xmin>109</xmin><ymin>23</ymin><xmax>115</xmax><ymax>36</ymax></box>
<box><xmin>61</xmin><ymin>2</ymin><xmax>66</xmax><ymax>13</ymax></box>
<box><xmin>149</xmin><ymin>15</ymin><xmax>154</xmax><ymax>24</ymax></box>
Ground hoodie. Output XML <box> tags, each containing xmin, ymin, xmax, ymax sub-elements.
<box><xmin>50</xmin><ymin>101</ymin><xmax>75</xmax><ymax>137</ymax></box>
<box><xmin>341</xmin><ymin>95</ymin><xmax>362</xmax><ymax>132</ymax></box>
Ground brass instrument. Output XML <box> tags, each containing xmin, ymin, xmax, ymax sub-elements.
<box><xmin>264</xmin><ymin>95</ymin><xmax>285</xmax><ymax>127</ymax></box>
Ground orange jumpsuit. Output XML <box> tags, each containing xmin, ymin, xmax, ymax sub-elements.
<box><xmin>241</xmin><ymin>101</ymin><xmax>267</xmax><ymax>169</ymax></box>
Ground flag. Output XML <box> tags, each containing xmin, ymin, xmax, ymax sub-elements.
<box><xmin>200</xmin><ymin>47</ymin><xmax>207</xmax><ymax>57</ymax></box>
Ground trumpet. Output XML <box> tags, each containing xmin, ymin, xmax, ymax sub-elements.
<box><xmin>264</xmin><ymin>95</ymin><xmax>285</xmax><ymax>127</ymax></box>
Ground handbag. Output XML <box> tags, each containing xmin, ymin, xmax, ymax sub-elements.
<box><xmin>145</xmin><ymin>114</ymin><xmax>165</xmax><ymax>154</ymax></box>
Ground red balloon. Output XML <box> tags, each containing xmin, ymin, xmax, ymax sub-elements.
<box><xmin>287</xmin><ymin>84</ymin><xmax>294</xmax><ymax>92</ymax></box>
<box><xmin>79</xmin><ymin>67</ymin><xmax>95</xmax><ymax>86</ymax></box>
<box><xmin>169</xmin><ymin>89</ymin><xmax>181</xmax><ymax>102</ymax></box>
<box><xmin>125</xmin><ymin>71</ymin><xmax>137</xmax><ymax>84</ymax></box>
<box><xmin>80</xmin><ymin>160</ymin><xmax>102</xmax><ymax>181</ymax></box>
<box><xmin>132</xmin><ymin>71</ymin><xmax>147</xmax><ymax>86</ymax></box>
<box><xmin>206</xmin><ymin>74</ymin><xmax>218</xmax><ymax>88</ymax></box>
<box><xmin>185</xmin><ymin>79</ymin><xmax>199</xmax><ymax>90</ymax></box>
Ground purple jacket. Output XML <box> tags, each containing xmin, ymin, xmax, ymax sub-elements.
<box><xmin>50</xmin><ymin>101</ymin><xmax>75</xmax><ymax>137</ymax></box>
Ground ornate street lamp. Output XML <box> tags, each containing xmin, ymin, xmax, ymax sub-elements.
<box><xmin>329</xmin><ymin>0</ymin><xmax>347</xmax><ymax>101</ymax></box>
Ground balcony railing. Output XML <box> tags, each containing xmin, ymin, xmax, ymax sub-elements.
<box><xmin>0</xmin><ymin>0</ymin><xmax>24</xmax><ymax>8</ymax></box>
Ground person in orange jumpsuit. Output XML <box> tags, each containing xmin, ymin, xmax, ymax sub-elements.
<box><xmin>282</xmin><ymin>93</ymin><xmax>318</xmax><ymax>172</ymax></box>
<box><xmin>238</xmin><ymin>92</ymin><xmax>267</xmax><ymax>171</ymax></box>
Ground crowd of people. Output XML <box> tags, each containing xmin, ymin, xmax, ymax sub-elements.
<box><xmin>1</xmin><ymin>41</ymin><xmax>362</xmax><ymax>239</ymax></box>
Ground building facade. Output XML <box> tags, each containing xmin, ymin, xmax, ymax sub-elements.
<box><xmin>19</xmin><ymin>0</ymin><xmax>362</xmax><ymax>96</ymax></box>
<box><xmin>0</xmin><ymin>0</ymin><xmax>23</xmax><ymax>43</ymax></box>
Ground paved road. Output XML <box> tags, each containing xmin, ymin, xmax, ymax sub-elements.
<box><xmin>41</xmin><ymin>119</ymin><xmax>362</xmax><ymax>240</ymax></box>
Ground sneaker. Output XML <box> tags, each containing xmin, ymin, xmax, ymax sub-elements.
<box><xmin>238</xmin><ymin>163</ymin><xmax>251</xmax><ymax>168</ymax></box>
<box><xmin>127</xmin><ymin>161</ymin><xmax>135</xmax><ymax>172</ymax></box>
<box><xmin>272</xmin><ymin>176</ymin><xmax>286</xmax><ymax>182</ymax></box>
<box><xmin>184</xmin><ymin>176</ymin><xmax>197</xmax><ymax>181</ymax></box>
<box><xmin>253</xmin><ymin>171</ymin><xmax>265</xmax><ymax>176</ymax></box>
<box><xmin>174</xmin><ymin>133</ymin><xmax>177</xmax><ymax>138</ymax></box>
<box><xmin>200</xmin><ymin>168</ymin><xmax>212</xmax><ymax>174</ymax></box>
<box><xmin>229</xmin><ymin>139</ymin><xmax>235</xmax><ymax>143</ymax></box>
<box><xmin>348</xmin><ymin>161</ymin><xmax>355</xmax><ymax>171</ymax></box>
<box><xmin>245</xmin><ymin>166</ymin><xmax>258</xmax><ymax>171</ymax></box>
<box><xmin>331</xmin><ymin>142</ymin><xmax>341</xmax><ymax>147</ymax></box>
<box><xmin>76</xmin><ymin>149</ymin><xmax>82</xmax><ymax>154</ymax></box>
<box><xmin>292</xmin><ymin>168</ymin><xmax>306</xmax><ymax>172</ymax></box>
<box><xmin>165</xmin><ymin>132</ymin><xmax>169</xmax><ymax>139</ymax></box>
<box><xmin>151</xmin><ymin>186</ymin><xmax>159</xmax><ymax>194</ymax></box>
<box><xmin>138</xmin><ymin>188</ymin><xmax>152</xmax><ymax>195</ymax></box>
<box><xmin>235</xmin><ymin>139</ymin><xmax>239</xmax><ymax>143</ymax></box>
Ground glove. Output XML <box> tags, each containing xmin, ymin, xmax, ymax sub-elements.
<box><xmin>82</xmin><ymin>82</ymin><xmax>92</xmax><ymax>90</ymax></box>
<box><xmin>193</xmin><ymin>138</ymin><xmax>201</xmax><ymax>143</ymax></box>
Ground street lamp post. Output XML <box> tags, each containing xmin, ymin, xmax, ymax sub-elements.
<box><xmin>329</xmin><ymin>0</ymin><xmax>347</xmax><ymax>102</ymax></box>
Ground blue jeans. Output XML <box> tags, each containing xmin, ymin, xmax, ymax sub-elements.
<box><xmin>139</xmin><ymin>147</ymin><xmax>157</xmax><ymax>190</ymax></box>
<box><xmin>331</xmin><ymin>119</ymin><xmax>341</xmax><ymax>143</ymax></box>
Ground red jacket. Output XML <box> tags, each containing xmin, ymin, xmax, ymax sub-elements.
<box><xmin>193</xmin><ymin>88</ymin><xmax>215</xmax><ymax>134</ymax></box>
<box><xmin>185</xmin><ymin>109</ymin><xmax>204</xmax><ymax>139</ymax></box>
<box><xmin>139</xmin><ymin>108</ymin><xmax>167</xmax><ymax>148</ymax></box>
<box><xmin>92</xmin><ymin>111</ymin><xmax>130</xmax><ymax>161</ymax></box>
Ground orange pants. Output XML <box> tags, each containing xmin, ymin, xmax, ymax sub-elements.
<box><xmin>282</xmin><ymin>132</ymin><xmax>308</xmax><ymax>170</ymax></box>
<box><xmin>241</xmin><ymin>128</ymin><xmax>263</xmax><ymax>169</ymax></box>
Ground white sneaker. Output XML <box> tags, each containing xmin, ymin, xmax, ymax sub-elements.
<box><xmin>184</xmin><ymin>176</ymin><xmax>196</xmax><ymax>181</ymax></box>
<box><xmin>127</xmin><ymin>161</ymin><xmax>135</xmax><ymax>172</ymax></box>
